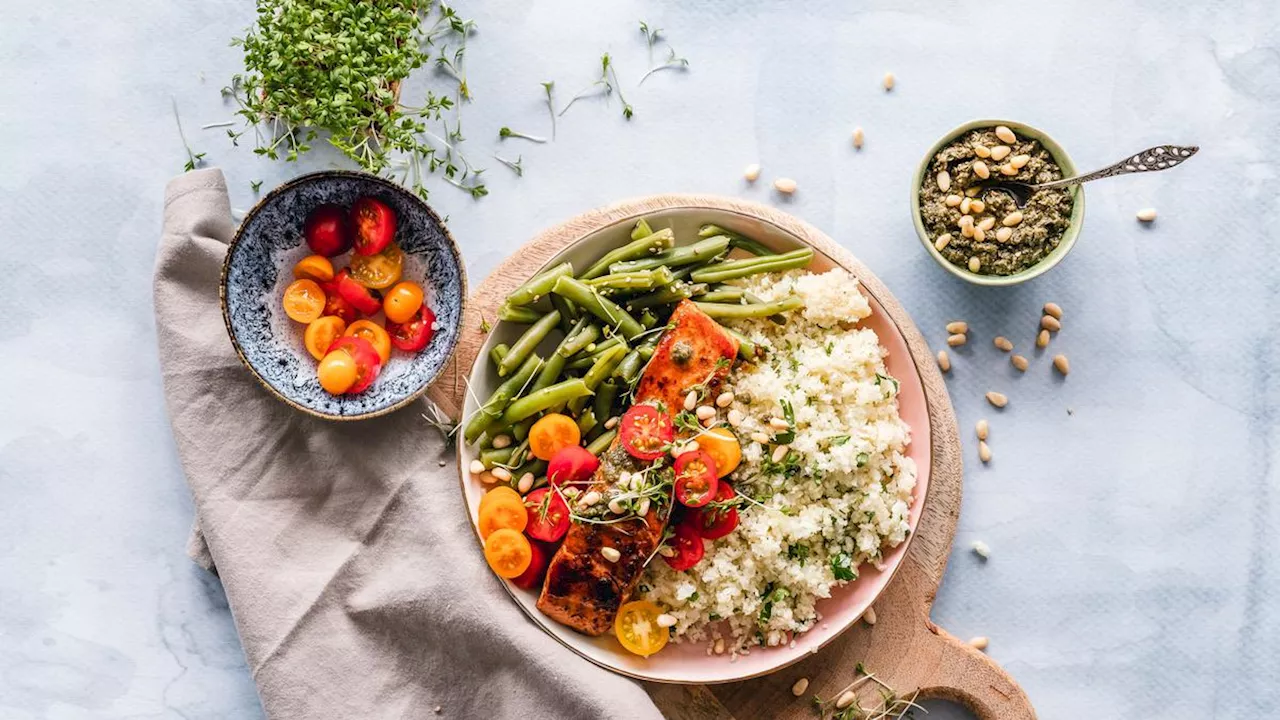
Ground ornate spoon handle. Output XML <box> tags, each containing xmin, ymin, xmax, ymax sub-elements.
<box><xmin>1035</xmin><ymin>144</ymin><xmax>1199</xmax><ymax>191</ymax></box>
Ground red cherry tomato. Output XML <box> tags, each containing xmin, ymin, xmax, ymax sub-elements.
<box><xmin>511</xmin><ymin>540</ymin><xmax>551</xmax><ymax>590</ymax></box>
<box><xmin>320</xmin><ymin>281</ymin><xmax>358</xmax><ymax>324</ymax></box>
<box><xmin>673</xmin><ymin>450</ymin><xmax>719</xmax><ymax>508</ymax></box>
<box><xmin>524</xmin><ymin>488</ymin><xmax>571</xmax><ymax>543</ymax></box>
<box><xmin>304</xmin><ymin>204</ymin><xmax>352</xmax><ymax>257</ymax></box>
<box><xmin>334</xmin><ymin>269</ymin><xmax>383</xmax><ymax>316</ymax></box>
<box><xmin>386</xmin><ymin>305</ymin><xmax>436</xmax><ymax>352</ymax></box>
<box><xmin>326</xmin><ymin>335</ymin><xmax>382</xmax><ymax>393</ymax></box>
<box><xmin>662</xmin><ymin>522</ymin><xmax>705</xmax><ymax>571</ymax></box>
<box><xmin>350</xmin><ymin>196</ymin><xmax>396</xmax><ymax>256</ymax></box>
<box><xmin>547</xmin><ymin>445</ymin><xmax>599</xmax><ymax>487</ymax></box>
<box><xmin>692</xmin><ymin>482</ymin><xmax>739</xmax><ymax>540</ymax></box>
<box><xmin>619</xmin><ymin>404</ymin><xmax>675</xmax><ymax>461</ymax></box>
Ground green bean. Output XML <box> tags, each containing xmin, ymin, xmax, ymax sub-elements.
<box><xmin>743</xmin><ymin>290</ymin><xmax>788</xmax><ymax>324</ymax></box>
<box><xmin>638</xmin><ymin>343</ymin><xmax>656</xmax><ymax>361</ymax></box>
<box><xmin>463</xmin><ymin>354</ymin><xmax>542</xmax><ymax>443</ymax></box>
<box><xmin>513</xmin><ymin>420</ymin><xmax>531</xmax><ymax>442</ymax></box>
<box><xmin>512</xmin><ymin>459</ymin><xmax>547</xmax><ymax>480</ymax></box>
<box><xmin>613</xmin><ymin>350</ymin><xmax>644</xmax><ymax>387</ymax></box>
<box><xmin>551</xmin><ymin>277</ymin><xmax>644</xmax><ymax>339</ymax></box>
<box><xmin>500</xmin><ymin>379</ymin><xmax>592</xmax><ymax>425</ymax></box>
<box><xmin>721</xmin><ymin>325</ymin><xmax>762</xmax><ymax>360</ymax></box>
<box><xmin>698</xmin><ymin>287</ymin><xmax>746</xmax><ymax>303</ymax></box>
<box><xmin>631</xmin><ymin>218</ymin><xmax>653</xmax><ymax>240</ymax></box>
<box><xmin>489</xmin><ymin>343</ymin><xmax>510</xmax><ymax>367</ymax></box>
<box><xmin>498</xmin><ymin>304</ymin><xmax>543</xmax><ymax>324</ymax></box>
<box><xmin>609</xmin><ymin>235</ymin><xmax>730</xmax><ymax>274</ymax></box>
<box><xmin>507</xmin><ymin>262</ymin><xmax>573</xmax><ymax>306</ymax></box>
<box><xmin>576</xmin><ymin>408</ymin><xmax>598</xmax><ymax>436</ymax></box>
<box><xmin>498</xmin><ymin>310</ymin><xmax>560</xmax><ymax>376</ymax></box>
<box><xmin>626</xmin><ymin>282</ymin><xmax>707</xmax><ymax>310</ymax></box>
<box><xmin>480</xmin><ymin>446</ymin><xmax>514</xmax><ymax>468</ymax></box>
<box><xmin>580</xmin><ymin>228</ymin><xmax>675</xmax><ymax>280</ymax></box>
<box><xmin>570</xmin><ymin>344</ymin><xmax>628</xmax><ymax>414</ymax></box>
<box><xmin>549</xmin><ymin>294</ymin><xmax>578</xmax><ymax>333</ymax></box>
<box><xmin>508</xmin><ymin>439</ymin><xmax>531</xmax><ymax>467</ymax></box>
<box><xmin>585</xmin><ymin>266</ymin><xmax>676</xmax><ymax>292</ymax></box>
<box><xmin>639</xmin><ymin>308</ymin><xmax>658</xmax><ymax>329</ymax></box>
<box><xmin>699</xmin><ymin>224</ymin><xmax>776</xmax><ymax>257</ymax></box>
<box><xmin>690</xmin><ymin>248</ymin><xmax>814</xmax><ymax>283</ymax></box>
<box><xmin>554</xmin><ymin>319</ymin><xmax>595</xmax><ymax>357</ymax></box>
<box><xmin>593</xmin><ymin>379</ymin><xmax>620</xmax><ymax>425</ymax></box>
<box><xmin>693</xmin><ymin>295</ymin><xmax>804</xmax><ymax>319</ymax></box>
<box><xmin>586</xmin><ymin>428</ymin><xmax>617</xmax><ymax>455</ymax></box>
<box><xmin>569</xmin><ymin>335</ymin><xmax>626</xmax><ymax>362</ymax></box>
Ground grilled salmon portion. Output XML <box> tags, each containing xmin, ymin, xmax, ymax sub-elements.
<box><xmin>537</xmin><ymin>300</ymin><xmax>738</xmax><ymax>635</ymax></box>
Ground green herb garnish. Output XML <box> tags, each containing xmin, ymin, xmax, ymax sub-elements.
<box><xmin>831</xmin><ymin>552</ymin><xmax>856</xmax><ymax>581</ymax></box>
<box><xmin>498</xmin><ymin>127</ymin><xmax>547</xmax><ymax>143</ymax></box>
<box><xmin>171</xmin><ymin>99</ymin><xmax>205</xmax><ymax>172</ymax></box>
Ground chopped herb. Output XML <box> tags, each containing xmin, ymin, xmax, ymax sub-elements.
<box><xmin>830</xmin><ymin>435</ymin><xmax>851</xmax><ymax>446</ymax></box>
<box><xmin>856</xmin><ymin>452</ymin><xmax>870</xmax><ymax>468</ymax></box>
<box><xmin>498</xmin><ymin>127</ymin><xmax>546</xmax><ymax>143</ymax></box>
<box><xmin>831</xmin><ymin>552</ymin><xmax>856</xmax><ymax>581</ymax></box>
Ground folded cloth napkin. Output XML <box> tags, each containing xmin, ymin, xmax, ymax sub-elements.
<box><xmin>154</xmin><ymin>169</ymin><xmax>663</xmax><ymax>720</ymax></box>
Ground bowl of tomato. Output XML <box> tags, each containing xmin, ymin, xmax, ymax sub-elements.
<box><xmin>221</xmin><ymin>170</ymin><xmax>465</xmax><ymax>420</ymax></box>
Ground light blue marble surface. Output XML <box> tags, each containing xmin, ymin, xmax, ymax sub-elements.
<box><xmin>2</xmin><ymin>1</ymin><xmax>1277</xmax><ymax>718</ymax></box>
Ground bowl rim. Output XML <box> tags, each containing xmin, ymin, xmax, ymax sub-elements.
<box><xmin>910</xmin><ymin>118</ymin><xmax>1086</xmax><ymax>286</ymax></box>
<box><xmin>219</xmin><ymin>169</ymin><xmax>468</xmax><ymax>422</ymax></box>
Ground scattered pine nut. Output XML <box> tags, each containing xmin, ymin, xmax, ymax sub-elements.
<box><xmin>744</xmin><ymin>163</ymin><xmax>762</xmax><ymax>182</ymax></box>
<box><xmin>1002</xmin><ymin>210</ymin><xmax>1024</xmax><ymax>227</ymax></box>
<box><xmin>960</xmin><ymin>197</ymin><xmax>972</xmax><ymax>215</ymax></box>
<box><xmin>769</xmin><ymin>416</ymin><xmax>790</xmax><ymax>431</ymax></box>
<box><xmin>989</xmin><ymin>145</ymin><xmax>1011</xmax><ymax>161</ymax></box>
<box><xmin>972</xmin><ymin>160</ymin><xmax>990</xmax><ymax>179</ymax></box>
<box><xmin>1043</xmin><ymin>302</ymin><xmax>1063</xmax><ymax>319</ymax></box>
<box><xmin>968</xmin><ymin>256</ymin><xmax>981</xmax><ymax>273</ymax></box>
<box><xmin>657</xmin><ymin>613</ymin><xmax>678</xmax><ymax>628</ymax></box>
<box><xmin>1041</xmin><ymin>315</ymin><xmax>1062</xmax><ymax>332</ymax></box>
<box><xmin>750</xmin><ymin>431</ymin><xmax>771</xmax><ymax>445</ymax></box>
<box><xmin>937</xmin><ymin>171</ymin><xmax>951</xmax><ymax>191</ymax></box>
<box><xmin>684</xmin><ymin>391</ymin><xmax>698</xmax><ymax>411</ymax></box>
<box><xmin>935</xmin><ymin>233</ymin><xmax>953</xmax><ymax>251</ymax></box>
<box><xmin>517</xmin><ymin>473</ymin><xmax>535</xmax><ymax>493</ymax></box>
<box><xmin>1036</xmin><ymin>329</ymin><xmax>1051</xmax><ymax>348</ymax></box>
<box><xmin>945</xmin><ymin>194</ymin><xmax>963</xmax><ymax>207</ymax></box>
<box><xmin>979</xmin><ymin>440</ymin><xmax>992</xmax><ymax>463</ymax></box>
<box><xmin>958</xmin><ymin>215</ymin><xmax>975</xmax><ymax>232</ymax></box>
<box><xmin>975</xmin><ymin>419</ymin><xmax>989</xmax><ymax>440</ymax></box>
<box><xmin>883</xmin><ymin>72</ymin><xmax>895</xmax><ymax>91</ymax></box>
<box><xmin>977</xmin><ymin>216</ymin><xmax>996</xmax><ymax>232</ymax></box>
<box><xmin>713</xmin><ymin>638</ymin><xmax>726</xmax><ymax>655</ymax></box>
<box><xmin>771</xmin><ymin>444</ymin><xmax>791</xmax><ymax>463</ymax></box>
<box><xmin>578</xmin><ymin>490</ymin><xmax>601</xmax><ymax>507</ymax></box>
<box><xmin>837</xmin><ymin>691</ymin><xmax>857</xmax><ymax>710</ymax></box>
<box><xmin>946</xmin><ymin>321</ymin><xmax>968</xmax><ymax>334</ymax></box>
<box><xmin>993</xmin><ymin>336</ymin><xmax>1013</xmax><ymax>352</ymax></box>
<box><xmin>727</xmin><ymin>409</ymin><xmax>745</xmax><ymax>427</ymax></box>
<box><xmin>600</xmin><ymin>547</ymin><xmax>621</xmax><ymax>563</ymax></box>
<box><xmin>947</xmin><ymin>333</ymin><xmax>967</xmax><ymax>347</ymax></box>
<box><xmin>1011</xmin><ymin>154</ymin><xmax>1031</xmax><ymax>169</ymax></box>
<box><xmin>937</xmin><ymin>350</ymin><xmax>951</xmax><ymax>373</ymax></box>
<box><xmin>774</xmin><ymin>177</ymin><xmax>798</xmax><ymax>194</ymax></box>
<box><xmin>1011</xmin><ymin>354</ymin><xmax>1029</xmax><ymax>372</ymax></box>
<box><xmin>608</xmin><ymin>497</ymin><xmax>627</xmax><ymax>515</ymax></box>
<box><xmin>636</xmin><ymin>497</ymin><xmax>651</xmax><ymax>516</ymax></box>
<box><xmin>492</xmin><ymin>434</ymin><xmax>512</xmax><ymax>449</ymax></box>
<box><xmin>995</xmin><ymin>125</ymin><xmax>1016</xmax><ymax>144</ymax></box>
<box><xmin>995</xmin><ymin>227</ymin><xmax>1013</xmax><ymax>242</ymax></box>
<box><xmin>1136</xmin><ymin>207</ymin><xmax>1158</xmax><ymax>222</ymax></box>
<box><xmin>968</xmin><ymin>636</ymin><xmax>990</xmax><ymax>650</ymax></box>
<box><xmin>791</xmin><ymin>678</ymin><xmax>810</xmax><ymax>697</ymax></box>
<box><xmin>973</xmin><ymin>226</ymin><xmax>986</xmax><ymax>242</ymax></box>
<box><xmin>966</xmin><ymin>186</ymin><xmax>981</xmax><ymax>197</ymax></box>
<box><xmin>715</xmin><ymin>391</ymin><xmax>735</xmax><ymax>408</ymax></box>
<box><xmin>973</xmin><ymin>144</ymin><xmax>991</xmax><ymax>159</ymax></box>
<box><xmin>469</xmin><ymin>459</ymin><xmax>485</xmax><ymax>475</ymax></box>
<box><xmin>1053</xmin><ymin>354</ymin><xmax>1070</xmax><ymax>375</ymax></box>
<box><xmin>863</xmin><ymin>606</ymin><xmax>877</xmax><ymax>625</ymax></box>
<box><xmin>853</xmin><ymin>127</ymin><xmax>865</xmax><ymax>149</ymax></box>
<box><xmin>491</xmin><ymin>466</ymin><xmax>513</xmax><ymax>482</ymax></box>
<box><xmin>999</xmin><ymin>163</ymin><xmax>1018</xmax><ymax>176</ymax></box>
<box><xmin>985</xmin><ymin>391</ymin><xmax>1008</xmax><ymax>408</ymax></box>
<box><xmin>972</xmin><ymin>540</ymin><xmax>991</xmax><ymax>558</ymax></box>
<box><xmin>604</xmin><ymin>416</ymin><xmax>620</xmax><ymax>430</ymax></box>
<box><xmin>695</xmin><ymin>405</ymin><xmax>716</xmax><ymax>421</ymax></box>
<box><xmin>478</xmin><ymin>470</ymin><xmax>499</xmax><ymax>485</ymax></box>
<box><xmin>970</xmin><ymin>199</ymin><xmax>986</xmax><ymax>214</ymax></box>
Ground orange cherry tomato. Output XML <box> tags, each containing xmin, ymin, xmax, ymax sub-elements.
<box><xmin>484</xmin><ymin>528</ymin><xmax>533</xmax><ymax>579</ymax></box>
<box><xmin>316</xmin><ymin>350</ymin><xmax>358</xmax><ymax>394</ymax></box>
<box><xmin>480</xmin><ymin>486</ymin><xmax>522</xmax><ymax>515</ymax></box>
<box><xmin>528</xmin><ymin>413</ymin><xmax>582</xmax><ymax>461</ymax></box>
<box><xmin>282</xmin><ymin>279</ymin><xmax>327</xmax><ymax>324</ymax></box>
<box><xmin>303</xmin><ymin>316</ymin><xmax>346</xmax><ymax>361</ymax></box>
<box><xmin>478</xmin><ymin>487</ymin><xmax>528</xmax><ymax>539</ymax></box>
<box><xmin>383</xmin><ymin>281</ymin><xmax>425</xmax><ymax>324</ymax></box>
<box><xmin>695</xmin><ymin>427</ymin><xmax>742</xmax><ymax>478</ymax></box>
<box><xmin>614</xmin><ymin>600</ymin><xmax>670</xmax><ymax>657</ymax></box>
<box><xmin>344</xmin><ymin>320</ymin><xmax>392</xmax><ymax>365</ymax></box>
<box><xmin>348</xmin><ymin>243</ymin><xmax>403</xmax><ymax>290</ymax></box>
<box><xmin>293</xmin><ymin>255</ymin><xmax>335</xmax><ymax>283</ymax></box>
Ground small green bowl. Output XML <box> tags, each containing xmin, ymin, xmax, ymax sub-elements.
<box><xmin>910</xmin><ymin>119</ymin><xmax>1086</xmax><ymax>286</ymax></box>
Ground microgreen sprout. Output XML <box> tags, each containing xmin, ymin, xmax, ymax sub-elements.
<box><xmin>493</xmin><ymin>153</ymin><xmax>524</xmax><ymax>177</ymax></box>
<box><xmin>559</xmin><ymin>53</ymin><xmax>633</xmax><ymax>119</ymax></box>
<box><xmin>541</xmin><ymin>82</ymin><xmax>557</xmax><ymax>139</ymax></box>
<box><xmin>201</xmin><ymin>120</ymin><xmax>237</xmax><ymax>130</ymax></box>
<box><xmin>498</xmin><ymin>127</ymin><xmax>547</xmax><ymax>143</ymax></box>
<box><xmin>250</xmin><ymin>180</ymin><xmax>263</xmax><ymax>193</ymax></box>
<box><xmin>638</xmin><ymin>20</ymin><xmax>690</xmax><ymax>85</ymax></box>
<box><xmin>171</xmin><ymin>98</ymin><xmax>206</xmax><ymax>172</ymax></box>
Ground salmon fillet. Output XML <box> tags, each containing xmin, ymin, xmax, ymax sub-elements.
<box><xmin>536</xmin><ymin>301</ymin><xmax>738</xmax><ymax>635</ymax></box>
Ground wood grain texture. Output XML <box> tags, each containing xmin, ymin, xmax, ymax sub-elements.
<box><xmin>428</xmin><ymin>195</ymin><xmax>1036</xmax><ymax>720</ymax></box>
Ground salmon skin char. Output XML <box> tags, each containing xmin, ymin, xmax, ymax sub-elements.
<box><xmin>536</xmin><ymin>300</ymin><xmax>738</xmax><ymax>635</ymax></box>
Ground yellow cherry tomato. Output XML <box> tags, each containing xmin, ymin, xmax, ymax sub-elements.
<box><xmin>282</xmin><ymin>279</ymin><xmax>326</xmax><ymax>324</ymax></box>
<box><xmin>316</xmin><ymin>350</ymin><xmax>358</xmax><ymax>394</ymax></box>
<box><xmin>383</xmin><ymin>281</ymin><xmax>425</xmax><ymax>324</ymax></box>
<box><xmin>293</xmin><ymin>254</ymin><xmax>335</xmax><ymax>283</ymax></box>
<box><xmin>528</xmin><ymin>413</ymin><xmax>582</xmax><ymax>461</ymax></box>
<box><xmin>480</xmin><ymin>486</ymin><xmax>521</xmax><ymax>514</ymax></box>
<box><xmin>695</xmin><ymin>426</ymin><xmax>742</xmax><ymax>478</ymax></box>
<box><xmin>303</xmin><ymin>316</ymin><xmax>347</xmax><ymax>361</ymax></box>
<box><xmin>478</xmin><ymin>487</ymin><xmax>528</xmax><ymax>539</ymax></box>
<box><xmin>614</xmin><ymin>600</ymin><xmax>669</xmax><ymax>657</ymax></box>
<box><xmin>348</xmin><ymin>243</ymin><xmax>403</xmax><ymax>290</ymax></box>
<box><xmin>344</xmin><ymin>320</ymin><xmax>392</xmax><ymax>365</ymax></box>
<box><xmin>484</xmin><ymin>528</ymin><xmax>532</xmax><ymax>579</ymax></box>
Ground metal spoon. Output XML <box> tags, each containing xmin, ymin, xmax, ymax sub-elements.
<box><xmin>984</xmin><ymin>144</ymin><xmax>1198</xmax><ymax>207</ymax></box>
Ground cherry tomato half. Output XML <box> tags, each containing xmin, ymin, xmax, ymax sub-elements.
<box><xmin>386</xmin><ymin>305</ymin><xmax>436</xmax><ymax>352</ymax></box>
<box><xmin>619</xmin><ymin>404</ymin><xmax>675</xmax><ymax>461</ymax></box>
<box><xmin>282</xmin><ymin>279</ymin><xmax>327</xmax><ymax>324</ymax></box>
<box><xmin>348</xmin><ymin>243</ymin><xmax>403</xmax><ymax>290</ymax></box>
<box><xmin>383</xmin><ymin>281</ymin><xmax>425</xmax><ymax>324</ymax></box>
<box><xmin>304</xmin><ymin>204</ymin><xmax>352</xmax><ymax>257</ymax></box>
<box><xmin>484</xmin><ymin>528</ymin><xmax>532</xmax><ymax>579</ymax></box>
<box><xmin>511</xmin><ymin>539</ymin><xmax>551</xmax><ymax>590</ymax></box>
<box><xmin>695</xmin><ymin>427</ymin><xmax>742</xmax><ymax>478</ymax></box>
<box><xmin>478</xmin><ymin>486</ymin><xmax>528</xmax><ymax>539</ymax></box>
<box><xmin>662</xmin><ymin>522</ymin><xmax>705</xmax><ymax>571</ymax></box>
<box><xmin>673</xmin><ymin>450</ymin><xmax>719</xmax><ymax>508</ymax></box>
<box><xmin>320</xmin><ymin>281</ymin><xmax>358</xmax><ymax>324</ymax></box>
<box><xmin>614</xmin><ymin>600</ymin><xmax>670</xmax><ymax>658</ymax></box>
<box><xmin>304</xmin><ymin>316</ymin><xmax>346</xmax><ymax>361</ymax></box>
<box><xmin>326</xmin><ymin>336</ymin><xmax>382</xmax><ymax>394</ymax></box>
<box><xmin>293</xmin><ymin>254</ymin><xmax>335</xmax><ymax>283</ymax></box>
<box><xmin>528</xmin><ymin>413</ymin><xmax>581</xmax><ymax>461</ymax></box>
<box><xmin>547</xmin><ymin>445</ymin><xmax>599</xmax><ymax>487</ymax></box>
<box><xmin>335</xmin><ymin>269</ymin><xmax>383</xmax><ymax>316</ymax></box>
<box><xmin>524</xmin><ymin>487</ymin><xmax>570</xmax><ymax>543</ymax></box>
<box><xmin>344</xmin><ymin>320</ymin><xmax>392</xmax><ymax>365</ymax></box>
<box><xmin>350</xmin><ymin>196</ymin><xmax>396</xmax><ymax>256</ymax></box>
<box><xmin>692</xmin><ymin>482</ymin><xmax>739</xmax><ymax>540</ymax></box>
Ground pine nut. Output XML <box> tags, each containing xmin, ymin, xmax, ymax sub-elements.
<box><xmin>937</xmin><ymin>171</ymin><xmax>951</xmax><ymax>192</ymax></box>
<box><xmin>852</xmin><ymin>127</ymin><xmax>865</xmax><ymax>149</ymax></box>
<box><xmin>968</xmin><ymin>636</ymin><xmax>990</xmax><ymax>650</ymax></box>
<box><xmin>517</xmin><ymin>473</ymin><xmax>535</xmax><ymax>493</ymax></box>
<box><xmin>1011</xmin><ymin>354</ymin><xmax>1028</xmax><ymax>371</ymax></box>
<box><xmin>608</xmin><ymin>497</ymin><xmax>626</xmax><ymax>514</ymax></box>
<box><xmin>946</xmin><ymin>321</ymin><xmax>968</xmax><ymax>334</ymax></box>
<box><xmin>945</xmin><ymin>194</ymin><xmax>962</xmax><ymax>207</ymax></box>
<box><xmin>772</xmin><ymin>444</ymin><xmax>791</xmax><ymax>463</ymax></box>
<box><xmin>579</xmin><ymin>490</ymin><xmax>601</xmax><ymax>507</ymax></box>
<box><xmin>562</xmin><ymin>487</ymin><xmax>580</xmax><ymax>499</ymax></box>
<box><xmin>604</xmin><ymin>416</ymin><xmax>619</xmax><ymax>430</ymax></box>
<box><xmin>882</xmin><ymin>72</ymin><xmax>895</xmax><ymax>91</ymax></box>
<box><xmin>491</xmin><ymin>466</ymin><xmax>513</xmax><ymax>482</ymax></box>
<box><xmin>960</xmin><ymin>225</ymin><xmax>974</xmax><ymax>239</ymax></box>
<box><xmin>492</xmin><ymin>434</ymin><xmax>512</xmax><ymax>449</ymax></box>
<box><xmin>636</xmin><ymin>497</ymin><xmax>651</xmax><ymax>516</ymax></box>
<box><xmin>976</xmin><ymin>419</ymin><xmax>989</xmax><ymax>440</ymax></box>
<box><xmin>714</xmin><ymin>638</ymin><xmax>726</xmax><ymax>655</ymax></box>
<box><xmin>999</xmin><ymin>163</ymin><xmax>1018</xmax><ymax>176</ymax></box>
<box><xmin>966</xmin><ymin>186</ymin><xmax>982</xmax><ymax>197</ymax></box>
<box><xmin>774</xmin><ymin>177</ymin><xmax>797</xmax><ymax>194</ymax></box>
<box><xmin>972</xmin><ymin>160</ymin><xmax>990</xmax><ymax>179</ymax></box>
<box><xmin>972</xmin><ymin>540</ymin><xmax>991</xmax><ymax>558</ymax></box>
<box><xmin>1011</xmin><ymin>154</ymin><xmax>1031</xmax><ymax>169</ymax></box>
<box><xmin>478</xmin><ymin>470</ymin><xmax>499</xmax><ymax>485</ymax></box>
<box><xmin>715</xmin><ymin>391</ymin><xmax>734</xmax><ymax>408</ymax></box>
<box><xmin>469</xmin><ymin>460</ymin><xmax>485</xmax><ymax>475</ymax></box>
<box><xmin>696</xmin><ymin>405</ymin><xmax>716</xmax><ymax>421</ymax></box>
<box><xmin>1037</xmin><ymin>329</ymin><xmax>1050</xmax><ymax>348</ymax></box>
<box><xmin>968</xmin><ymin>256</ymin><xmax>981</xmax><ymax>273</ymax></box>
<box><xmin>601</xmin><ymin>547</ymin><xmax>621</xmax><ymax>563</ymax></box>
<box><xmin>684</xmin><ymin>391</ymin><xmax>698</xmax><ymax>411</ymax></box>
<box><xmin>1043</xmin><ymin>302</ymin><xmax>1063</xmax><ymax>319</ymax></box>
<box><xmin>977</xmin><ymin>216</ymin><xmax>996</xmax><ymax>232</ymax></box>
<box><xmin>863</xmin><ymin>606</ymin><xmax>877</xmax><ymax>625</ymax></box>
<box><xmin>769</xmin><ymin>416</ymin><xmax>790</xmax><ymax>431</ymax></box>
<box><xmin>973</xmin><ymin>227</ymin><xmax>986</xmax><ymax>242</ymax></box>
<box><xmin>935</xmin><ymin>233</ymin><xmax>952</xmax><ymax>251</ymax></box>
<box><xmin>727</xmin><ymin>409</ymin><xmax>744</xmax><ymax>427</ymax></box>
<box><xmin>1053</xmin><ymin>354</ymin><xmax>1070</xmax><ymax>375</ymax></box>
<box><xmin>1041</xmin><ymin>315</ymin><xmax>1062</xmax><ymax>332</ymax></box>
<box><xmin>1002</xmin><ymin>211</ymin><xmax>1024</xmax><ymax>227</ymax></box>
<box><xmin>979</xmin><ymin>440</ymin><xmax>992</xmax><ymax>463</ymax></box>
<box><xmin>791</xmin><ymin>678</ymin><xmax>810</xmax><ymax>696</ymax></box>
<box><xmin>837</xmin><ymin>690</ymin><xmax>857</xmax><ymax>710</ymax></box>
<box><xmin>1137</xmin><ymin>207</ymin><xmax>1157</xmax><ymax>222</ymax></box>
<box><xmin>658</xmin><ymin>545</ymin><xmax>675</xmax><ymax>557</ymax></box>
<box><xmin>958</xmin><ymin>215</ymin><xmax>975</xmax><ymax>230</ymax></box>
<box><xmin>937</xmin><ymin>350</ymin><xmax>951</xmax><ymax>372</ymax></box>
<box><xmin>751</xmin><ymin>431</ymin><xmax>771</xmax><ymax>445</ymax></box>
<box><xmin>969</xmin><ymin>199</ymin><xmax>985</xmax><ymax>213</ymax></box>
<box><xmin>994</xmin><ymin>336</ymin><xmax>1013</xmax><ymax>352</ymax></box>
<box><xmin>995</xmin><ymin>227</ymin><xmax>1013</xmax><ymax>242</ymax></box>
<box><xmin>994</xmin><ymin>125</ymin><xmax>1016</xmax><ymax>144</ymax></box>
<box><xmin>985</xmin><ymin>391</ymin><xmax>1008</xmax><ymax>408</ymax></box>
<box><xmin>973</xmin><ymin>144</ymin><xmax>991</xmax><ymax>158</ymax></box>
<box><xmin>657</xmin><ymin>613</ymin><xmax>678</xmax><ymax>628</ymax></box>
<box><xmin>743</xmin><ymin>163</ymin><xmax>761</xmax><ymax>182</ymax></box>
<box><xmin>990</xmin><ymin>145</ymin><xmax>1011</xmax><ymax>161</ymax></box>
<box><xmin>947</xmin><ymin>333</ymin><xmax>967</xmax><ymax>347</ymax></box>
<box><xmin>959</xmin><ymin>197</ymin><xmax>972</xmax><ymax>214</ymax></box>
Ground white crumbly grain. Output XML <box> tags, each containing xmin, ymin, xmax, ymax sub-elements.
<box><xmin>641</xmin><ymin>268</ymin><xmax>916</xmax><ymax>651</ymax></box>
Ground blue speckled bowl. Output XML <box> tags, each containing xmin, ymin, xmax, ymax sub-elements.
<box><xmin>221</xmin><ymin>170</ymin><xmax>465</xmax><ymax>420</ymax></box>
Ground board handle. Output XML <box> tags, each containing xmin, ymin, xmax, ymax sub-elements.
<box><xmin>912</xmin><ymin>624</ymin><xmax>1037</xmax><ymax>720</ymax></box>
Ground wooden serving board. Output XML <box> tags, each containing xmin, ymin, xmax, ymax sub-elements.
<box><xmin>427</xmin><ymin>195</ymin><xmax>1036</xmax><ymax>720</ymax></box>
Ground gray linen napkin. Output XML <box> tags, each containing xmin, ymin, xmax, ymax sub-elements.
<box><xmin>154</xmin><ymin>168</ymin><xmax>663</xmax><ymax>720</ymax></box>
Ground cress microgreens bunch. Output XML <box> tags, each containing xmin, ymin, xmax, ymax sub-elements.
<box><xmin>223</xmin><ymin>0</ymin><xmax>486</xmax><ymax>198</ymax></box>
